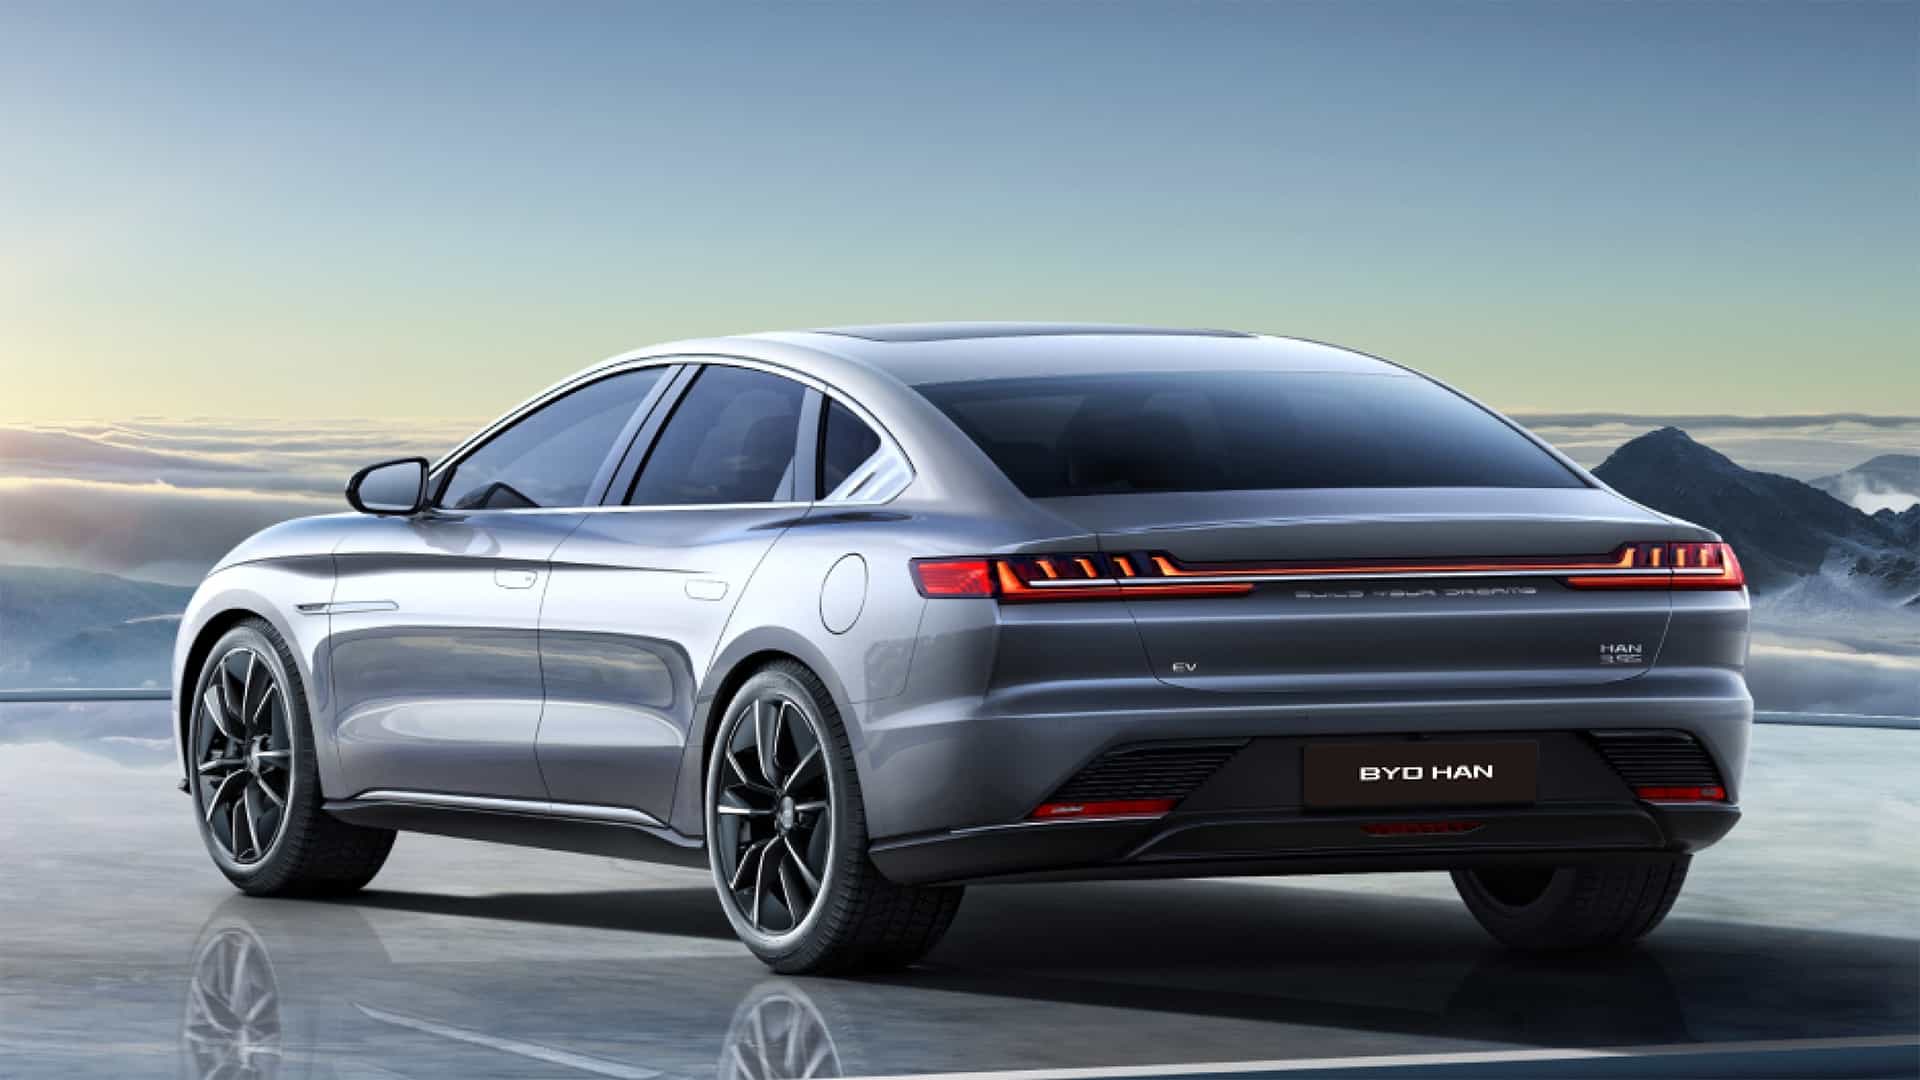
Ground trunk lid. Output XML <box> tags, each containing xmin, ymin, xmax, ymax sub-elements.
<box><xmin>1038</xmin><ymin>487</ymin><xmax>1683</xmax><ymax>693</ymax></box>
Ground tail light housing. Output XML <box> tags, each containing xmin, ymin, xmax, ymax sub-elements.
<box><xmin>912</xmin><ymin>554</ymin><xmax>1252</xmax><ymax>602</ymax></box>
<box><xmin>908</xmin><ymin>558</ymin><xmax>995</xmax><ymax>597</ymax></box>
<box><xmin>913</xmin><ymin>541</ymin><xmax>1743</xmax><ymax>600</ymax></box>
<box><xmin>1564</xmin><ymin>542</ymin><xmax>1745</xmax><ymax>590</ymax></box>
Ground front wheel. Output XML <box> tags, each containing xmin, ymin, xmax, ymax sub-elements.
<box><xmin>705</xmin><ymin>661</ymin><xmax>963</xmax><ymax>974</ymax></box>
<box><xmin>1452</xmin><ymin>856</ymin><xmax>1690</xmax><ymax>952</ymax></box>
<box><xmin>187</xmin><ymin>619</ymin><xmax>395</xmax><ymax>896</ymax></box>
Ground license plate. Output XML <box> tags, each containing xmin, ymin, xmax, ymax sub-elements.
<box><xmin>1304</xmin><ymin>741</ymin><xmax>1538</xmax><ymax>809</ymax></box>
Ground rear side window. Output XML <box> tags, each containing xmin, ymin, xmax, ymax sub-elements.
<box><xmin>627</xmin><ymin>366</ymin><xmax>807</xmax><ymax>505</ymax></box>
<box><xmin>438</xmin><ymin>367</ymin><xmax>663</xmax><ymax>510</ymax></box>
<box><xmin>915</xmin><ymin>371</ymin><xmax>1581</xmax><ymax>497</ymax></box>
<box><xmin>818</xmin><ymin>399</ymin><xmax>882</xmax><ymax>498</ymax></box>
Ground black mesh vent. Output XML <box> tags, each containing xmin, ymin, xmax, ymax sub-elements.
<box><xmin>1048</xmin><ymin>742</ymin><xmax>1245</xmax><ymax>804</ymax></box>
<box><xmin>1590</xmin><ymin>730</ymin><xmax>1724</xmax><ymax>789</ymax></box>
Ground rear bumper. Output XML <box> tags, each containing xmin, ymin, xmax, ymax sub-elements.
<box><xmin>860</xmin><ymin>664</ymin><xmax>1750</xmax><ymax>885</ymax></box>
<box><xmin>871</xmin><ymin>800</ymin><xmax>1738</xmax><ymax>886</ymax></box>
<box><xmin>854</xmin><ymin>664</ymin><xmax>1753</xmax><ymax>844</ymax></box>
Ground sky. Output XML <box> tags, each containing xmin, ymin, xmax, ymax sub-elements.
<box><xmin>0</xmin><ymin>0</ymin><xmax>1915</xmax><ymax>423</ymax></box>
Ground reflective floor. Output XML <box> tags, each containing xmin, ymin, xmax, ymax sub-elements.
<box><xmin>0</xmin><ymin>717</ymin><xmax>1914</xmax><ymax>1078</ymax></box>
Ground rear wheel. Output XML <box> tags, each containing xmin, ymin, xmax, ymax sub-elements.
<box><xmin>188</xmin><ymin>619</ymin><xmax>394</xmax><ymax>896</ymax></box>
<box><xmin>1452</xmin><ymin>856</ymin><xmax>1689</xmax><ymax>951</ymax></box>
<box><xmin>706</xmin><ymin>660</ymin><xmax>963</xmax><ymax>974</ymax></box>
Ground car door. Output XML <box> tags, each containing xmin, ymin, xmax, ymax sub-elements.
<box><xmin>327</xmin><ymin>365</ymin><xmax>674</xmax><ymax>803</ymax></box>
<box><xmin>537</xmin><ymin>362</ymin><xmax>812</xmax><ymax>821</ymax></box>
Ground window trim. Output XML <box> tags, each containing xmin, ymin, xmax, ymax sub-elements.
<box><xmin>815</xmin><ymin>393</ymin><xmax>907</xmax><ymax>504</ymax></box>
<box><xmin>427</xmin><ymin>361</ymin><xmax>683</xmax><ymax>512</ymax></box>
<box><xmin>602</xmin><ymin>356</ymin><xmax>914</xmax><ymax>512</ymax></box>
<box><xmin>617</xmin><ymin>362</ymin><xmax>811</xmax><ymax>508</ymax></box>
<box><xmin>424</xmin><ymin>353</ymin><xmax>915</xmax><ymax>516</ymax></box>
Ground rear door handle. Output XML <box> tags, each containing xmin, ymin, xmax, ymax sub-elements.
<box><xmin>494</xmin><ymin>569</ymin><xmax>539</xmax><ymax>590</ymax></box>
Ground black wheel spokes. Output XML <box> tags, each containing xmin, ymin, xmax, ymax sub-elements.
<box><xmin>195</xmin><ymin>648</ymin><xmax>291</xmax><ymax>867</ymax></box>
<box><xmin>720</xmin><ymin>694</ymin><xmax>834</xmax><ymax>935</ymax></box>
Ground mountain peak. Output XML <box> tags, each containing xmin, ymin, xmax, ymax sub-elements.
<box><xmin>1594</xmin><ymin>430</ymin><xmax>1915</xmax><ymax>598</ymax></box>
<box><xmin>1598</xmin><ymin>425</ymin><xmax>1740</xmax><ymax>477</ymax></box>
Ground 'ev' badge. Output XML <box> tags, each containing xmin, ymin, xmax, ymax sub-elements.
<box><xmin>1171</xmin><ymin>661</ymin><xmax>1199</xmax><ymax>673</ymax></box>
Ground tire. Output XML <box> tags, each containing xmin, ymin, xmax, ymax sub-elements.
<box><xmin>1451</xmin><ymin>855</ymin><xmax>1690</xmax><ymax>952</ymax></box>
<box><xmin>187</xmin><ymin>618</ymin><xmax>395</xmax><ymax>896</ymax></box>
<box><xmin>705</xmin><ymin>660</ymin><xmax>963</xmax><ymax>974</ymax></box>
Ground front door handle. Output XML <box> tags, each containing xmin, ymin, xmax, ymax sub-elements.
<box><xmin>494</xmin><ymin>569</ymin><xmax>539</xmax><ymax>590</ymax></box>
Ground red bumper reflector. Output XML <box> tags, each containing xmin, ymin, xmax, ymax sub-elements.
<box><xmin>1030</xmin><ymin>798</ymin><xmax>1176</xmax><ymax>820</ymax></box>
<box><xmin>1362</xmin><ymin>820</ymin><xmax>1483</xmax><ymax>836</ymax></box>
<box><xmin>1635</xmin><ymin>785</ymin><xmax>1727</xmax><ymax>802</ymax></box>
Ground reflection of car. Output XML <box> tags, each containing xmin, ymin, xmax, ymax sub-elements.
<box><xmin>179</xmin><ymin>898</ymin><xmax>854</xmax><ymax>1080</ymax></box>
<box><xmin>170</xmin><ymin>323</ymin><xmax>1751</xmax><ymax>972</ymax></box>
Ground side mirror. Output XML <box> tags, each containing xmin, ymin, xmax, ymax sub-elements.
<box><xmin>346</xmin><ymin>458</ymin><xmax>429</xmax><ymax>515</ymax></box>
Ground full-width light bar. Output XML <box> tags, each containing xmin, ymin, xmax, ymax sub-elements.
<box><xmin>913</xmin><ymin>542</ymin><xmax>1744</xmax><ymax>601</ymax></box>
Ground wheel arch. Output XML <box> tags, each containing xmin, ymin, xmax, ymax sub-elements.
<box><xmin>176</xmin><ymin>607</ymin><xmax>267</xmax><ymax>776</ymax></box>
<box><xmin>671</xmin><ymin>628</ymin><xmax>860</xmax><ymax>838</ymax></box>
<box><xmin>174</xmin><ymin>580</ymin><xmax>335</xmax><ymax>795</ymax></box>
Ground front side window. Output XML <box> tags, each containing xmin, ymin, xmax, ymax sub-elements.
<box><xmin>915</xmin><ymin>371</ymin><xmax>1582</xmax><ymax>497</ymax></box>
<box><xmin>438</xmin><ymin>367</ymin><xmax>664</xmax><ymax>510</ymax></box>
<box><xmin>818</xmin><ymin>399</ymin><xmax>883</xmax><ymax>499</ymax></box>
<box><xmin>627</xmin><ymin>366</ymin><xmax>806</xmax><ymax>505</ymax></box>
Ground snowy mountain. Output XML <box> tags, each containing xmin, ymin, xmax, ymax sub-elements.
<box><xmin>1811</xmin><ymin>453</ymin><xmax>1919</xmax><ymax>515</ymax></box>
<box><xmin>1594</xmin><ymin>428</ymin><xmax>1918</xmax><ymax>608</ymax></box>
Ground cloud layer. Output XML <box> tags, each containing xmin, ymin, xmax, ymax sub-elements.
<box><xmin>2</xmin><ymin>414</ymin><xmax>1912</xmax><ymax>585</ymax></box>
<box><xmin>1514</xmin><ymin>414</ymin><xmax>1920</xmax><ymax>485</ymax></box>
<box><xmin>0</xmin><ymin>418</ymin><xmax>473</xmax><ymax>583</ymax></box>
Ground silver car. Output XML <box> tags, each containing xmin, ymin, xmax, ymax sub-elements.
<box><xmin>172</xmin><ymin>323</ymin><xmax>1751</xmax><ymax>973</ymax></box>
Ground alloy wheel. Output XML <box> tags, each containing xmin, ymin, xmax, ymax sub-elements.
<box><xmin>713</xmin><ymin>692</ymin><xmax>836</xmax><ymax>942</ymax></box>
<box><xmin>193</xmin><ymin>647</ymin><xmax>295</xmax><ymax>867</ymax></box>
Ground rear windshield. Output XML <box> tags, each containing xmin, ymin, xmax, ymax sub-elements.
<box><xmin>915</xmin><ymin>371</ymin><xmax>1582</xmax><ymax>497</ymax></box>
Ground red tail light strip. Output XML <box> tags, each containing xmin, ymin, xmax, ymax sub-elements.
<box><xmin>911</xmin><ymin>556</ymin><xmax>1253</xmax><ymax>601</ymax></box>
<box><xmin>913</xmin><ymin>543</ymin><xmax>1742</xmax><ymax>600</ymax></box>
<box><xmin>1150</xmin><ymin>550</ymin><xmax>1637</xmax><ymax>578</ymax></box>
<box><xmin>1149</xmin><ymin>542</ymin><xmax>1745</xmax><ymax>591</ymax></box>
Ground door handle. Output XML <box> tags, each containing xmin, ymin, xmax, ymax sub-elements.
<box><xmin>494</xmin><ymin>569</ymin><xmax>539</xmax><ymax>590</ymax></box>
<box><xmin>685</xmin><ymin>578</ymin><xmax>728</xmax><ymax>601</ymax></box>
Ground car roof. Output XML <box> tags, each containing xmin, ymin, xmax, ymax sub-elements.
<box><xmin>745</xmin><ymin>324</ymin><xmax>1402</xmax><ymax>387</ymax></box>
<box><xmin>811</xmin><ymin>322</ymin><xmax>1252</xmax><ymax>343</ymax></box>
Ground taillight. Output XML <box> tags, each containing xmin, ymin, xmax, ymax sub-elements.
<box><xmin>1565</xmin><ymin>542</ymin><xmax>1745</xmax><ymax>590</ymax></box>
<box><xmin>913</xmin><ymin>553</ymin><xmax>1253</xmax><ymax>602</ymax></box>
<box><xmin>909</xmin><ymin>558</ymin><xmax>994</xmax><ymax>597</ymax></box>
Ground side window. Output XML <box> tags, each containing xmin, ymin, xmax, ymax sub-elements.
<box><xmin>437</xmin><ymin>367</ymin><xmax>664</xmax><ymax>510</ymax></box>
<box><xmin>627</xmin><ymin>366</ymin><xmax>807</xmax><ymax>506</ymax></box>
<box><xmin>819</xmin><ymin>398</ymin><xmax>882</xmax><ymax>498</ymax></box>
